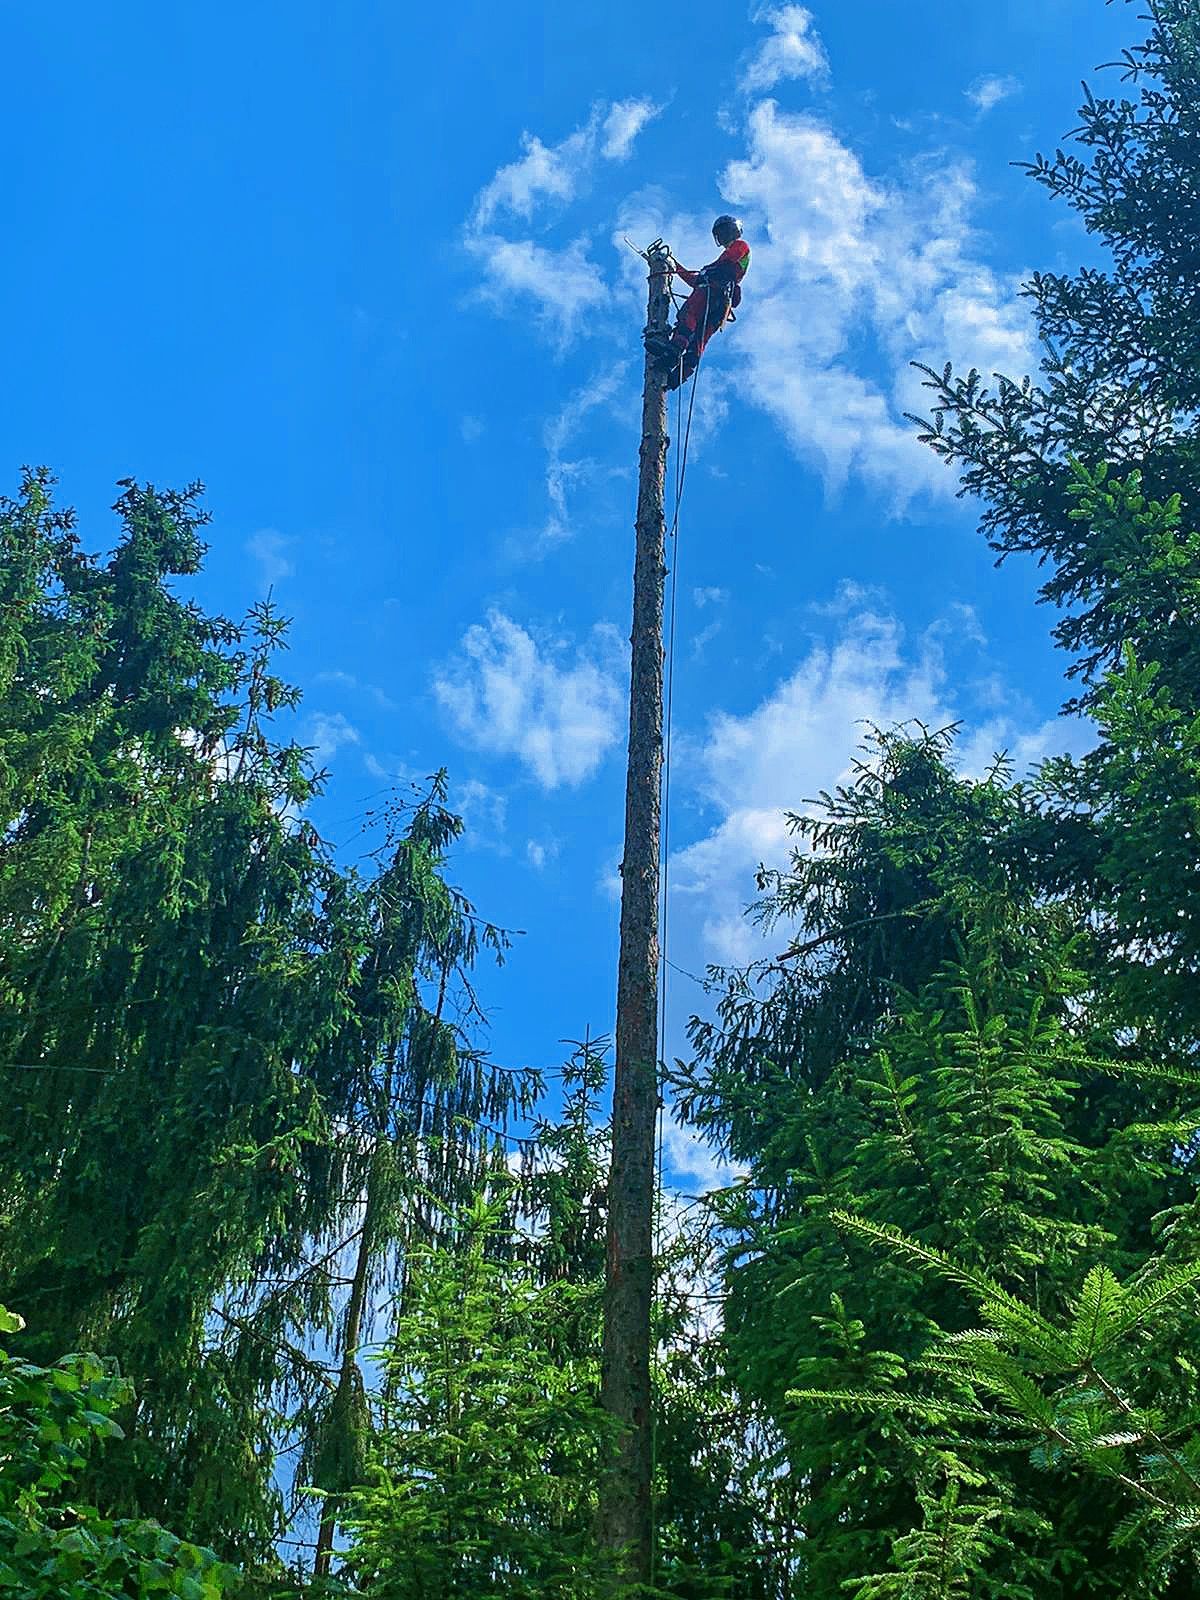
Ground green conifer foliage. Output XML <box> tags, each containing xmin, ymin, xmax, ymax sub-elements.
<box><xmin>0</xmin><ymin>473</ymin><xmax>523</xmax><ymax>1571</ymax></box>
<box><xmin>675</xmin><ymin>732</ymin><xmax>1188</xmax><ymax>1594</ymax></box>
<box><xmin>913</xmin><ymin>0</ymin><xmax>1200</xmax><ymax>677</ymax></box>
<box><xmin>673</xmin><ymin>3</ymin><xmax>1200</xmax><ymax>1589</ymax></box>
<box><xmin>341</xmin><ymin>1193</ymin><xmax>614</xmax><ymax>1599</ymax></box>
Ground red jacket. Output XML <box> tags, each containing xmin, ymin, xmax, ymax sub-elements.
<box><xmin>676</xmin><ymin>239</ymin><xmax>751</xmax><ymax>297</ymax></box>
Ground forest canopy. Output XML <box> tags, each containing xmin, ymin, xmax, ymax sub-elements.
<box><xmin>4</xmin><ymin>1</ymin><xmax>1200</xmax><ymax>1596</ymax></box>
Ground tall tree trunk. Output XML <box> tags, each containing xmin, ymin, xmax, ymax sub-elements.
<box><xmin>599</xmin><ymin>241</ymin><xmax>672</xmax><ymax>1589</ymax></box>
<box><xmin>314</xmin><ymin>1161</ymin><xmax>378</xmax><ymax>1579</ymax></box>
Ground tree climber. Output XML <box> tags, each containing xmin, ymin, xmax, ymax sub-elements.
<box><xmin>646</xmin><ymin>215</ymin><xmax>749</xmax><ymax>390</ymax></box>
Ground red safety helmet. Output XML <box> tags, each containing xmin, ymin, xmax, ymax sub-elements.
<box><xmin>712</xmin><ymin>214</ymin><xmax>743</xmax><ymax>246</ymax></box>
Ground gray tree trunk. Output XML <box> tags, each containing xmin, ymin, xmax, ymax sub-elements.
<box><xmin>314</xmin><ymin>1171</ymin><xmax>377</xmax><ymax>1579</ymax></box>
<box><xmin>598</xmin><ymin>242</ymin><xmax>672</xmax><ymax>1589</ymax></box>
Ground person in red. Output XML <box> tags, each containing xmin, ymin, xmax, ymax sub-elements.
<box><xmin>647</xmin><ymin>215</ymin><xmax>750</xmax><ymax>390</ymax></box>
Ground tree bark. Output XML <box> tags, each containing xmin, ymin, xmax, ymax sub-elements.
<box><xmin>314</xmin><ymin>1161</ymin><xmax>378</xmax><ymax>1579</ymax></box>
<box><xmin>599</xmin><ymin>241</ymin><xmax>672</xmax><ymax>1589</ymax></box>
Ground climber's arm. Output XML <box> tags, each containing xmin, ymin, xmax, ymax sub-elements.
<box><xmin>669</xmin><ymin>257</ymin><xmax>702</xmax><ymax>289</ymax></box>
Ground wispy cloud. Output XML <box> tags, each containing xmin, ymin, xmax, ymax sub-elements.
<box><xmin>473</xmin><ymin>101</ymin><xmax>661</xmax><ymax>230</ymax></box>
<box><xmin>609</xmin><ymin>60</ymin><xmax>1033</xmax><ymax>505</ymax></box>
<box><xmin>966</xmin><ymin>73</ymin><xmax>1021</xmax><ymax>115</ymax></box>
<box><xmin>245</xmin><ymin>528</ymin><xmax>294</xmax><ymax>592</ymax></box>
<box><xmin>662</xmin><ymin>1105</ymin><xmax>746</xmax><ymax>1192</ymax></box>
<box><xmin>602</xmin><ymin>97</ymin><xmax>663</xmax><ymax>160</ymax></box>
<box><xmin>466</xmin><ymin>100</ymin><xmax>660</xmax><ymax>343</ymax></box>
<box><xmin>305</xmin><ymin>711</ymin><xmax>361</xmax><ymax>771</ymax></box>
<box><xmin>463</xmin><ymin>14</ymin><xmax>1034</xmax><ymax>505</ymax></box>
<box><xmin>473</xmin><ymin>126</ymin><xmax>594</xmax><ymax>229</ymax></box>
<box><xmin>526</xmin><ymin>838</ymin><xmax>559</xmax><ymax>870</ymax></box>
<box><xmin>465</xmin><ymin>233</ymin><xmax>611</xmax><ymax>344</ymax></box>
<box><xmin>541</xmin><ymin>363</ymin><xmax>629</xmax><ymax>545</ymax></box>
<box><xmin>455</xmin><ymin>776</ymin><xmax>508</xmax><ymax>844</ymax></box>
<box><xmin>738</xmin><ymin>4</ymin><xmax>828</xmax><ymax>96</ymax></box>
<box><xmin>314</xmin><ymin>670</ymin><xmax>398</xmax><ymax>711</ymax></box>
<box><xmin>433</xmin><ymin>610</ymin><xmax>625</xmax><ymax>789</ymax></box>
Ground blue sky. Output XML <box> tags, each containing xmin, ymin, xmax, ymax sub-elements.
<box><xmin>4</xmin><ymin>0</ymin><xmax>1135</xmax><ymax>1187</ymax></box>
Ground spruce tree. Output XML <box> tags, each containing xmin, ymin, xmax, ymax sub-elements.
<box><xmin>674</xmin><ymin>3</ymin><xmax>1200</xmax><ymax>1590</ymax></box>
<box><xmin>0</xmin><ymin>472</ymin><xmax>523</xmax><ymax>1573</ymax></box>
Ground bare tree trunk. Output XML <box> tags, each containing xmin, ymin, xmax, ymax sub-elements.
<box><xmin>599</xmin><ymin>241</ymin><xmax>672</xmax><ymax>1590</ymax></box>
<box><xmin>314</xmin><ymin>1167</ymin><xmax>378</xmax><ymax>1579</ymax></box>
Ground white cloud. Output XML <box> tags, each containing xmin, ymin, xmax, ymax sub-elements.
<box><xmin>314</xmin><ymin>670</ymin><xmax>398</xmax><ymax>711</ymax></box>
<box><xmin>526</xmin><ymin>838</ymin><xmax>559</xmax><ymax>870</ymax></box>
<box><xmin>693</xmin><ymin>586</ymin><xmax>727</xmax><ymax>608</ymax></box>
<box><xmin>433</xmin><ymin>610</ymin><xmax>625</xmax><ymax>789</ymax></box>
<box><xmin>953</xmin><ymin>715</ymin><xmax>1071</xmax><ymax>781</ymax></box>
<box><xmin>460</xmin><ymin>414</ymin><xmax>485</xmax><ymax>443</ymax></box>
<box><xmin>473</xmin><ymin>126</ymin><xmax>595</xmax><ymax>229</ymax></box>
<box><xmin>246</xmin><ymin>528</ymin><xmax>294</xmax><ymax>591</ymax></box>
<box><xmin>466</xmin><ymin>233</ymin><xmax>610</xmax><ymax>343</ymax></box>
<box><xmin>541</xmin><ymin>363</ymin><xmax>630</xmax><ymax>544</ymax></box>
<box><xmin>473</xmin><ymin>101</ymin><xmax>662</xmax><ymax>232</ymax></box>
<box><xmin>738</xmin><ymin>4</ymin><xmax>828</xmax><ymax>95</ymax></box>
<box><xmin>466</xmin><ymin>100</ymin><xmax>660</xmax><ymax>343</ymax></box>
<box><xmin>926</xmin><ymin>600</ymin><xmax>987</xmax><ymax>649</ymax></box>
<box><xmin>966</xmin><ymin>73</ymin><xmax>1021</xmax><ymax>115</ymax></box>
<box><xmin>662</xmin><ymin>1104</ymin><xmax>746</xmax><ymax>1193</ymax></box>
<box><xmin>691</xmin><ymin>619</ymin><xmax>723</xmax><ymax>658</ymax></box>
<box><xmin>306</xmin><ymin>712</ymin><xmax>360</xmax><ymax>770</ymax></box>
<box><xmin>670</xmin><ymin>603</ymin><xmax>944</xmax><ymax>964</ymax></box>
<box><xmin>667</xmin><ymin>597</ymin><xmax>1078</xmax><ymax>967</ymax></box>
<box><xmin>602</xmin><ymin>97</ymin><xmax>662</xmax><ymax>161</ymax></box>
<box><xmin>721</xmin><ymin>102</ymin><xmax>1035</xmax><ymax>503</ymax></box>
<box><xmin>464</xmin><ymin>29</ymin><xmax>1034</xmax><ymax>498</ymax></box>
<box><xmin>455</xmin><ymin>777</ymin><xmax>508</xmax><ymax>844</ymax></box>
<box><xmin>364</xmin><ymin>752</ymin><xmax>404</xmax><ymax>783</ymax></box>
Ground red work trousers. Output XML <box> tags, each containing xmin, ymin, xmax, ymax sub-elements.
<box><xmin>672</xmin><ymin>282</ymin><xmax>730</xmax><ymax>358</ymax></box>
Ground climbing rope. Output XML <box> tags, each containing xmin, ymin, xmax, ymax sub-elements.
<box><xmin>650</xmin><ymin>274</ymin><xmax>710</xmax><ymax>1585</ymax></box>
<box><xmin>658</xmin><ymin>276</ymin><xmax>708</xmax><ymax>1105</ymax></box>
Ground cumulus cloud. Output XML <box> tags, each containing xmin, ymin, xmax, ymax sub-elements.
<box><xmin>720</xmin><ymin>102</ymin><xmax>1035</xmax><ymax>503</ymax></box>
<box><xmin>667</xmin><ymin>596</ymin><xmax>1079</xmax><ymax>967</ymax></box>
<box><xmin>966</xmin><ymin>73</ymin><xmax>1021</xmax><ymax>115</ymax></box>
<box><xmin>433</xmin><ymin>610</ymin><xmax>625</xmax><ymax>789</ymax></box>
<box><xmin>738</xmin><ymin>4</ymin><xmax>828</xmax><ymax>95</ymax></box>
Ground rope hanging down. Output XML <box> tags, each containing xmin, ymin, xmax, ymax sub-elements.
<box><xmin>654</xmin><ymin>275</ymin><xmax>707</xmax><ymax>1209</ymax></box>
<box><xmin>623</xmin><ymin>241</ymin><xmax>710</xmax><ymax>1123</ymax></box>
<box><xmin>658</xmin><ymin>274</ymin><xmax>708</xmax><ymax>1109</ymax></box>
<box><xmin>650</xmin><ymin>278</ymin><xmax>709</xmax><ymax>1585</ymax></box>
<box><xmin>658</xmin><ymin>278</ymin><xmax>707</xmax><ymax>1089</ymax></box>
